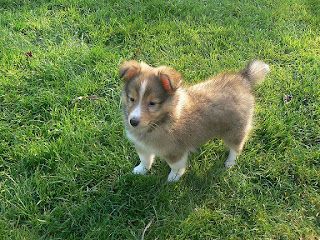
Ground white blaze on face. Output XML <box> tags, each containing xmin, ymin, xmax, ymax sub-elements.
<box><xmin>128</xmin><ymin>80</ymin><xmax>147</xmax><ymax>122</ymax></box>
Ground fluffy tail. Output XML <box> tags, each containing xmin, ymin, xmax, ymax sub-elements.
<box><xmin>242</xmin><ymin>60</ymin><xmax>270</xmax><ymax>86</ymax></box>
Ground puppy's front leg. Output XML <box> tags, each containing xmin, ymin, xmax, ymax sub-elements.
<box><xmin>166</xmin><ymin>152</ymin><xmax>188</xmax><ymax>182</ymax></box>
<box><xmin>132</xmin><ymin>147</ymin><xmax>155</xmax><ymax>175</ymax></box>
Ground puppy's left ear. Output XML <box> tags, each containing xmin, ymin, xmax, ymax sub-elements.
<box><xmin>158</xmin><ymin>67</ymin><xmax>183</xmax><ymax>92</ymax></box>
<box><xmin>119</xmin><ymin>60</ymin><xmax>141</xmax><ymax>81</ymax></box>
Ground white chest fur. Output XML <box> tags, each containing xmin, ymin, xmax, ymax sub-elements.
<box><xmin>126</xmin><ymin>129</ymin><xmax>171</xmax><ymax>157</ymax></box>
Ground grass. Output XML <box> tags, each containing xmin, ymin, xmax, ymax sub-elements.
<box><xmin>0</xmin><ymin>0</ymin><xmax>319</xmax><ymax>239</ymax></box>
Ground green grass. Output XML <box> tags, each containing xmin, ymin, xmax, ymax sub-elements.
<box><xmin>0</xmin><ymin>0</ymin><xmax>319</xmax><ymax>239</ymax></box>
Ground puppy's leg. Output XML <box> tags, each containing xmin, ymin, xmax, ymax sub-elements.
<box><xmin>224</xmin><ymin>119</ymin><xmax>252</xmax><ymax>168</ymax></box>
<box><xmin>132</xmin><ymin>147</ymin><xmax>155</xmax><ymax>175</ymax></box>
<box><xmin>224</xmin><ymin>139</ymin><xmax>245</xmax><ymax>169</ymax></box>
<box><xmin>166</xmin><ymin>152</ymin><xmax>188</xmax><ymax>182</ymax></box>
<box><xmin>225</xmin><ymin>148</ymin><xmax>238</xmax><ymax>168</ymax></box>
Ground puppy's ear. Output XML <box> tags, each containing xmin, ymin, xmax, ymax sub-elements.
<box><xmin>119</xmin><ymin>60</ymin><xmax>141</xmax><ymax>81</ymax></box>
<box><xmin>158</xmin><ymin>67</ymin><xmax>183</xmax><ymax>92</ymax></box>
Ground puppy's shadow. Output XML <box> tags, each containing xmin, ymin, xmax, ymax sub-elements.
<box><xmin>104</xmin><ymin>147</ymin><xmax>231</xmax><ymax>238</ymax></box>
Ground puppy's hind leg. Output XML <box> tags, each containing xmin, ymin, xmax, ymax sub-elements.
<box><xmin>132</xmin><ymin>147</ymin><xmax>155</xmax><ymax>175</ymax></box>
<box><xmin>224</xmin><ymin>119</ymin><xmax>252</xmax><ymax>168</ymax></box>
<box><xmin>225</xmin><ymin>148</ymin><xmax>238</xmax><ymax>169</ymax></box>
<box><xmin>223</xmin><ymin>133</ymin><xmax>248</xmax><ymax>168</ymax></box>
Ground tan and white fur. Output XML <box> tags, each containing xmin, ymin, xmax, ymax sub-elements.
<box><xmin>120</xmin><ymin>60</ymin><xmax>270</xmax><ymax>182</ymax></box>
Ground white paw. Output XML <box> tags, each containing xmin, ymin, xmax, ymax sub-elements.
<box><xmin>225</xmin><ymin>149</ymin><xmax>237</xmax><ymax>169</ymax></box>
<box><xmin>167</xmin><ymin>168</ymin><xmax>185</xmax><ymax>182</ymax></box>
<box><xmin>132</xmin><ymin>163</ymin><xmax>149</xmax><ymax>175</ymax></box>
<box><xmin>264</xmin><ymin>64</ymin><xmax>270</xmax><ymax>74</ymax></box>
<box><xmin>225</xmin><ymin>160</ymin><xmax>235</xmax><ymax>169</ymax></box>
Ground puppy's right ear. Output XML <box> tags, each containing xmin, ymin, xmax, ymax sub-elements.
<box><xmin>119</xmin><ymin>60</ymin><xmax>141</xmax><ymax>81</ymax></box>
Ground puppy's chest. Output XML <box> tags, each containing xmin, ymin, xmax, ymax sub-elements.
<box><xmin>126</xmin><ymin>128</ymin><xmax>175</xmax><ymax>156</ymax></box>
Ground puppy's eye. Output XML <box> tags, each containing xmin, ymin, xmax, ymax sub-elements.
<box><xmin>129</xmin><ymin>97</ymin><xmax>135</xmax><ymax>102</ymax></box>
<box><xmin>149</xmin><ymin>101</ymin><xmax>156</xmax><ymax>106</ymax></box>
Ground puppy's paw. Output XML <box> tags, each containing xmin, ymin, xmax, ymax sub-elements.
<box><xmin>167</xmin><ymin>169</ymin><xmax>185</xmax><ymax>182</ymax></box>
<box><xmin>225</xmin><ymin>150</ymin><xmax>237</xmax><ymax>169</ymax></box>
<box><xmin>225</xmin><ymin>160</ymin><xmax>235</xmax><ymax>169</ymax></box>
<box><xmin>132</xmin><ymin>163</ymin><xmax>149</xmax><ymax>175</ymax></box>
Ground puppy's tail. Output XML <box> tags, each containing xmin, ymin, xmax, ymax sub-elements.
<box><xmin>242</xmin><ymin>60</ymin><xmax>270</xmax><ymax>86</ymax></box>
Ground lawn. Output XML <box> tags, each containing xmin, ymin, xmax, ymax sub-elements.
<box><xmin>0</xmin><ymin>0</ymin><xmax>319</xmax><ymax>239</ymax></box>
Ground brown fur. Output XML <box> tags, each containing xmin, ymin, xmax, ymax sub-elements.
<box><xmin>120</xmin><ymin>60</ymin><xmax>269</xmax><ymax>180</ymax></box>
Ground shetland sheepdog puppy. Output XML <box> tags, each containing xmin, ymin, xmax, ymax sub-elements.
<box><xmin>120</xmin><ymin>60</ymin><xmax>269</xmax><ymax>181</ymax></box>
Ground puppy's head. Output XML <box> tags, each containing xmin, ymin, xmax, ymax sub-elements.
<box><xmin>120</xmin><ymin>60</ymin><xmax>182</xmax><ymax>128</ymax></box>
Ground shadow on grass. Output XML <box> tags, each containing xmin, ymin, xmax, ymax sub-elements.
<box><xmin>102</xmin><ymin>146</ymin><xmax>229</xmax><ymax>238</ymax></box>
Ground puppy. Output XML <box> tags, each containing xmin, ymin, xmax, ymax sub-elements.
<box><xmin>120</xmin><ymin>60</ymin><xmax>269</xmax><ymax>181</ymax></box>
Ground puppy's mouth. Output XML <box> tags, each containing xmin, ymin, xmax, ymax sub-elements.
<box><xmin>128</xmin><ymin>113</ymin><xmax>169</xmax><ymax>132</ymax></box>
<box><xmin>128</xmin><ymin>118</ymin><xmax>162</xmax><ymax>134</ymax></box>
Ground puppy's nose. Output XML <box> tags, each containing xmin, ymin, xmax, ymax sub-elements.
<box><xmin>129</xmin><ymin>118</ymin><xmax>140</xmax><ymax>127</ymax></box>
